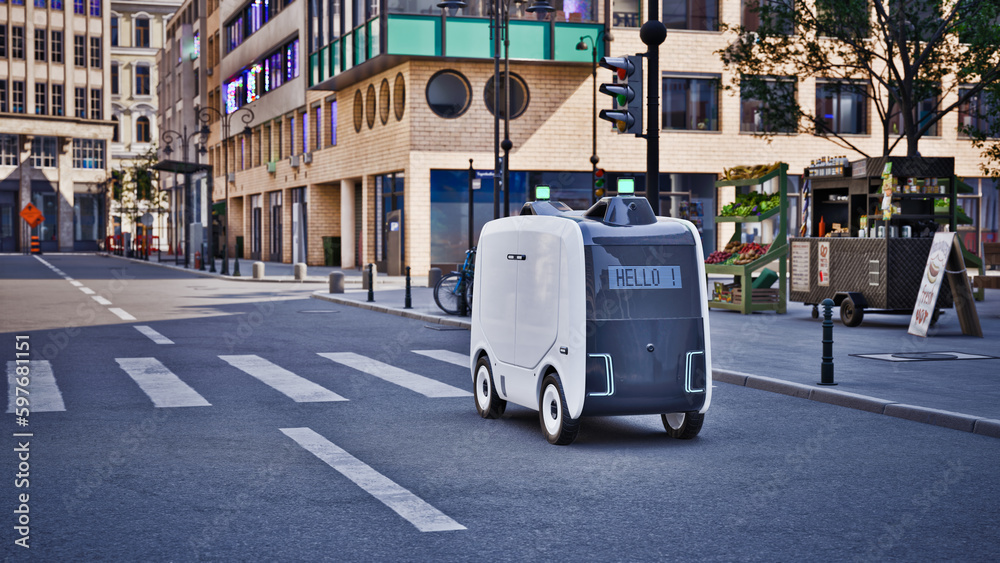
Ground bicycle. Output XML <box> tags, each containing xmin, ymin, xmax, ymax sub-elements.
<box><xmin>434</xmin><ymin>247</ymin><xmax>475</xmax><ymax>315</ymax></box>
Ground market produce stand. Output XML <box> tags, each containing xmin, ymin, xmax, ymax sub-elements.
<box><xmin>706</xmin><ymin>162</ymin><xmax>788</xmax><ymax>314</ymax></box>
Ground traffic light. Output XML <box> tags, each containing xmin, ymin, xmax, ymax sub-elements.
<box><xmin>598</xmin><ymin>55</ymin><xmax>643</xmax><ymax>136</ymax></box>
<box><xmin>595</xmin><ymin>168</ymin><xmax>606</xmax><ymax>198</ymax></box>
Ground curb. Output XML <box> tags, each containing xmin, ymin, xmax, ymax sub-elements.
<box><xmin>311</xmin><ymin>292</ymin><xmax>472</xmax><ymax>329</ymax></box>
<box><xmin>714</xmin><ymin>369</ymin><xmax>1000</xmax><ymax>439</ymax></box>
<box><xmin>98</xmin><ymin>252</ymin><xmax>369</xmax><ymax>285</ymax></box>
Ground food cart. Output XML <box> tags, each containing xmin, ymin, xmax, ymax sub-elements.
<box><xmin>789</xmin><ymin>156</ymin><xmax>974</xmax><ymax>326</ymax></box>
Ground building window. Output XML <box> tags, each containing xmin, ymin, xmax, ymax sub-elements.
<box><xmin>614</xmin><ymin>0</ymin><xmax>640</xmax><ymax>27</ymax></box>
<box><xmin>35</xmin><ymin>83</ymin><xmax>48</xmax><ymax>115</ymax></box>
<box><xmin>426</xmin><ymin>70</ymin><xmax>471</xmax><ymax>119</ymax></box>
<box><xmin>742</xmin><ymin>0</ymin><xmax>794</xmax><ymax>34</ymax></box>
<box><xmin>889</xmin><ymin>93</ymin><xmax>940</xmax><ymax>137</ymax></box>
<box><xmin>289</xmin><ymin>115</ymin><xmax>296</xmax><ymax>155</ymax></box>
<box><xmin>663</xmin><ymin>0</ymin><xmax>719</xmax><ymax>31</ymax></box>
<box><xmin>12</xmin><ymin>26</ymin><xmax>25</xmax><ymax>59</ymax></box>
<box><xmin>353</xmin><ymin>90</ymin><xmax>363</xmax><ymax>132</ymax></box>
<box><xmin>285</xmin><ymin>39</ymin><xmax>299</xmax><ymax>82</ymax></box>
<box><xmin>112</xmin><ymin>116</ymin><xmax>119</xmax><ymax>142</ymax></box>
<box><xmin>135</xmin><ymin>64</ymin><xmax>151</xmax><ymax>96</ymax></box>
<box><xmin>136</xmin><ymin>116</ymin><xmax>151</xmax><ymax>143</ymax></box>
<box><xmin>394</xmin><ymin>73</ymin><xmax>405</xmax><ymax>121</ymax></box>
<box><xmin>90</xmin><ymin>36</ymin><xmax>101</xmax><ymax>68</ymax></box>
<box><xmin>0</xmin><ymin>81</ymin><xmax>6</xmax><ymax>113</ymax></box>
<box><xmin>50</xmin><ymin>31</ymin><xmax>63</xmax><ymax>63</ymax></box>
<box><xmin>379</xmin><ymin>79</ymin><xmax>390</xmax><ymax>125</ymax></box>
<box><xmin>740</xmin><ymin>76</ymin><xmax>797</xmax><ymax>133</ymax></box>
<box><xmin>314</xmin><ymin>105</ymin><xmax>323</xmax><ymax>149</ymax></box>
<box><xmin>815</xmin><ymin>80</ymin><xmax>868</xmax><ymax>135</ymax></box>
<box><xmin>302</xmin><ymin>110</ymin><xmax>310</xmax><ymax>152</ymax></box>
<box><xmin>275</xmin><ymin>120</ymin><xmax>283</xmax><ymax>159</ymax></box>
<box><xmin>663</xmin><ymin>75</ymin><xmax>720</xmax><ymax>131</ymax></box>
<box><xmin>959</xmin><ymin>86</ymin><xmax>999</xmax><ymax>139</ymax></box>
<box><xmin>12</xmin><ymin>82</ymin><xmax>25</xmax><ymax>114</ymax></box>
<box><xmin>90</xmin><ymin>89</ymin><xmax>102</xmax><ymax>120</ymax></box>
<box><xmin>89</xmin><ymin>0</ymin><xmax>100</xmax><ymax>16</ymax></box>
<box><xmin>74</xmin><ymin>35</ymin><xmax>86</xmax><ymax>67</ymax></box>
<box><xmin>34</xmin><ymin>29</ymin><xmax>47</xmax><ymax>62</ymax></box>
<box><xmin>484</xmin><ymin>72</ymin><xmax>530</xmax><ymax>119</ymax></box>
<box><xmin>0</xmin><ymin>25</ymin><xmax>6</xmax><ymax>58</ymax></box>
<box><xmin>35</xmin><ymin>0</ymin><xmax>47</xmax><ymax>8</ymax></box>
<box><xmin>135</xmin><ymin>17</ymin><xmax>150</xmax><ymax>48</ymax></box>
<box><xmin>74</xmin><ymin>0</ymin><xmax>85</xmax><ymax>15</ymax></box>
<box><xmin>52</xmin><ymin>0</ymin><xmax>63</xmax><ymax>8</ymax></box>
<box><xmin>329</xmin><ymin>98</ymin><xmax>337</xmax><ymax>146</ymax></box>
<box><xmin>111</xmin><ymin>16</ymin><xmax>119</xmax><ymax>46</ymax></box>
<box><xmin>111</xmin><ymin>63</ymin><xmax>120</xmax><ymax>95</ymax></box>
<box><xmin>225</xmin><ymin>0</ymin><xmax>293</xmax><ymax>53</ymax></box>
<box><xmin>75</xmin><ymin>87</ymin><xmax>86</xmax><ymax>118</ymax></box>
<box><xmin>0</xmin><ymin>135</ymin><xmax>18</xmax><ymax>166</ymax></box>
<box><xmin>52</xmin><ymin>84</ymin><xmax>64</xmax><ymax>116</ymax></box>
<box><xmin>31</xmin><ymin>137</ymin><xmax>58</xmax><ymax>168</ymax></box>
<box><xmin>193</xmin><ymin>32</ymin><xmax>200</xmax><ymax>59</ymax></box>
<box><xmin>224</xmin><ymin>38</ymin><xmax>299</xmax><ymax>114</ymax></box>
<box><xmin>72</xmin><ymin>139</ymin><xmax>105</xmax><ymax>169</ymax></box>
<box><xmin>365</xmin><ymin>84</ymin><xmax>376</xmax><ymax>129</ymax></box>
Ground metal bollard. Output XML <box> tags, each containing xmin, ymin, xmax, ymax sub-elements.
<box><xmin>367</xmin><ymin>263</ymin><xmax>375</xmax><ymax>302</ymax></box>
<box><xmin>458</xmin><ymin>278</ymin><xmax>468</xmax><ymax>317</ymax></box>
<box><xmin>404</xmin><ymin>266</ymin><xmax>412</xmax><ymax>309</ymax></box>
<box><xmin>818</xmin><ymin>298</ymin><xmax>837</xmax><ymax>386</ymax></box>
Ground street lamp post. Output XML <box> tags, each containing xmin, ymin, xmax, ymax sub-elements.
<box><xmin>439</xmin><ymin>0</ymin><xmax>553</xmax><ymax>218</ymax></box>
<box><xmin>160</xmin><ymin>125</ymin><xmax>208</xmax><ymax>269</ymax></box>
<box><xmin>576</xmin><ymin>31</ymin><xmax>610</xmax><ymax>205</ymax></box>
<box><xmin>197</xmin><ymin>105</ymin><xmax>255</xmax><ymax>276</ymax></box>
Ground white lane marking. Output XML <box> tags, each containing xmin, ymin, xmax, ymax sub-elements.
<box><xmin>7</xmin><ymin>361</ymin><xmax>66</xmax><ymax>413</ymax></box>
<box><xmin>412</xmin><ymin>349</ymin><xmax>469</xmax><ymax>368</ymax></box>
<box><xmin>219</xmin><ymin>355</ymin><xmax>347</xmax><ymax>402</ymax></box>
<box><xmin>115</xmin><ymin>358</ymin><xmax>211</xmax><ymax>408</ymax></box>
<box><xmin>92</xmin><ymin>296</ymin><xmax>112</xmax><ymax>306</ymax></box>
<box><xmin>280</xmin><ymin>427</ymin><xmax>466</xmax><ymax>533</ymax></box>
<box><xmin>108</xmin><ymin>308</ymin><xmax>136</xmax><ymax>321</ymax></box>
<box><xmin>318</xmin><ymin>352</ymin><xmax>471</xmax><ymax>398</ymax></box>
<box><xmin>79</xmin><ymin>287</ymin><xmax>95</xmax><ymax>295</ymax></box>
<box><xmin>134</xmin><ymin>325</ymin><xmax>174</xmax><ymax>345</ymax></box>
<box><xmin>70</xmin><ymin>281</ymin><xmax>83</xmax><ymax>287</ymax></box>
<box><xmin>64</xmin><ymin>276</ymin><xmax>74</xmax><ymax>281</ymax></box>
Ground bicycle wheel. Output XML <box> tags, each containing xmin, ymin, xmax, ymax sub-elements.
<box><xmin>434</xmin><ymin>273</ymin><xmax>464</xmax><ymax>315</ymax></box>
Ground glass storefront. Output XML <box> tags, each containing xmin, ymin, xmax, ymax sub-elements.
<box><xmin>74</xmin><ymin>192</ymin><xmax>104</xmax><ymax>250</ymax></box>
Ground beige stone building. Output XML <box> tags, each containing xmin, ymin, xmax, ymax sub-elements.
<box><xmin>160</xmin><ymin>0</ymin><xmax>997</xmax><ymax>272</ymax></box>
<box><xmin>1</xmin><ymin>0</ymin><xmax>114</xmax><ymax>252</ymax></box>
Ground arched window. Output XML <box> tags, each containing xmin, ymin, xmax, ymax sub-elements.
<box><xmin>136</xmin><ymin>116</ymin><xmax>151</xmax><ymax>143</ymax></box>
<box><xmin>135</xmin><ymin>63</ymin><xmax>151</xmax><ymax>96</ymax></box>
<box><xmin>135</xmin><ymin>16</ymin><xmax>150</xmax><ymax>48</ymax></box>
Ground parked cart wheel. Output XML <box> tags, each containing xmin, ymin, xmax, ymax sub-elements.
<box><xmin>539</xmin><ymin>374</ymin><xmax>579</xmax><ymax>445</ymax></box>
<box><xmin>811</xmin><ymin>304</ymin><xmax>819</xmax><ymax>319</ymax></box>
<box><xmin>840</xmin><ymin>297</ymin><xmax>864</xmax><ymax>327</ymax></box>
<box><xmin>474</xmin><ymin>356</ymin><xmax>505</xmax><ymax>419</ymax></box>
<box><xmin>661</xmin><ymin>412</ymin><xmax>704</xmax><ymax>439</ymax></box>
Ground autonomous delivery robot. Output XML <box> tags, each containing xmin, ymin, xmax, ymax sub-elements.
<box><xmin>469</xmin><ymin>182</ymin><xmax>712</xmax><ymax>445</ymax></box>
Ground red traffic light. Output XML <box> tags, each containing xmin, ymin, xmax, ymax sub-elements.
<box><xmin>595</xmin><ymin>168</ymin><xmax>605</xmax><ymax>178</ymax></box>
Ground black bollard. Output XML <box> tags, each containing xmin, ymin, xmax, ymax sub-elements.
<box><xmin>458</xmin><ymin>278</ymin><xmax>468</xmax><ymax>317</ymax></box>
<box><xmin>819</xmin><ymin>298</ymin><xmax>837</xmax><ymax>386</ymax></box>
<box><xmin>404</xmin><ymin>266</ymin><xmax>412</xmax><ymax>309</ymax></box>
<box><xmin>367</xmin><ymin>264</ymin><xmax>375</xmax><ymax>302</ymax></box>
<box><xmin>233</xmin><ymin>256</ymin><xmax>241</xmax><ymax>277</ymax></box>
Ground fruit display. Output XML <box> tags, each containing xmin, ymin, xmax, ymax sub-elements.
<box><xmin>706</xmin><ymin>242</ymin><xmax>770</xmax><ymax>265</ymax></box>
<box><xmin>719</xmin><ymin>192</ymin><xmax>781</xmax><ymax>217</ymax></box>
<box><xmin>722</xmin><ymin>162</ymin><xmax>782</xmax><ymax>181</ymax></box>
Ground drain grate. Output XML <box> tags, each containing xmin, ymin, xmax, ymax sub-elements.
<box><xmin>851</xmin><ymin>351</ymin><xmax>999</xmax><ymax>362</ymax></box>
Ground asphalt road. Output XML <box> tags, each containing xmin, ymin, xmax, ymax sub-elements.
<box><xmin>2</xmin><ymin>254</ymin><xmax>999</xmax><ymax>561</ymax></box>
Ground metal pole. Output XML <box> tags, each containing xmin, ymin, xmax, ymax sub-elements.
<box><xmin>208</xmin><ymin>172</ymin><xmax>216</xmax><ymax>273</ymax></box>
<box><xmin>492</xmin><ymin>0</ymin><xmax>500</xmax><ymax>220</ymax></box>
<box><xmin>468</xmin><ymin>159</ymin><xmax>474</xmax><ymax>249</ymax></box>
<box><xmin>367</xmin><ymin>263</ymin><xmax>375</xmax><ymax>302</ymax></box>
<box><xmin>222</xmin><ymin>115</ymin><xmax>231</xmax><ymax>275</ymax></box>
<box><xmin>819</xmin><ymin>298</ymin><xmax>837</xmax><ymax>385</ymax></box>
<box><xmin>503</xmin><ymin>4</ymin><xmax>511</xmax><ymax>218</ymax></box>
<box><xmin>640</xmin><ymin>21</ymin><xmax>666</xmax><ymax>215</ymax></box>
<box><xmin>404</xmin><ymin>266</ymin><xmax>412</xmax><ymax>309</ymax></box>
<box><xmin>591</xmin><ymin>41</ymin><xmax>598</xmax><ymax>205</ymax></box>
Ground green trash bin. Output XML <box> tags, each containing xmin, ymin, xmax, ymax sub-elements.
<box><xmin>322</xmin><ymin>237</ymin><xmax>341</xmax><ymax>267</ymax></box>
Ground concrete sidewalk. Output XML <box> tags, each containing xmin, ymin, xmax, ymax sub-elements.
<box><xmin>312</xmin><ymin>284</ymin><xmax>1000</xmax><ymax>439</ymax></box>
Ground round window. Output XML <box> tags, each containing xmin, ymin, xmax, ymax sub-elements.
<box><xmin>379</xmin><ymin>79</ymin><xmax>390</xmax><ymax>125</ymax></box>
<box><xmin>425</xmin><ymin>70</ymin><xmax>471</xmax><ymax>119</ymax></box>
<box><xmin>394</xmin><ymin>73</ymin><xmax>406</xmax><ymax>121</ymax></box>
<box><xmin>353</xmin><ymin>90</ymin><xmax>363</xmax><ymax>133</ymax></box>
<box><xmin>484</xmin><ymin>72</ymin><xmax>530</xmax><ymax>119</ymax></box>
<box><xmin>366</xmin><ymin>84</ymin><xmax>376</xmax><ymax>129</ymax></box>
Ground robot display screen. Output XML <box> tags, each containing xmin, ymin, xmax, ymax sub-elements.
<box><xmin>586</xmin><ymin>245</ymin><xmax>701</xmax><ymax>320</ymax></box>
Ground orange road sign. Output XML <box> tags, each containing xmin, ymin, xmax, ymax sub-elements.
<box><xmin>20</xmin><ymin>203</ymin><xmax>45</xmax><ymax>228</ymax></box>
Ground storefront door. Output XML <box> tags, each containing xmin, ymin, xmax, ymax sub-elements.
<box><xmin>269</xmin><ymin>191</ymin><xmax>282</xmax><ymax>263</ymax></box>
<box><xmin>250</xmin><ymin>194</ymin><xmax>262</xmax><ymax>260</ymax></box>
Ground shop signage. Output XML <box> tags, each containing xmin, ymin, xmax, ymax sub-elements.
<box><xmin>19</xmin><ymin>203</ymin><xmax>44</xmax><ymax>228</ymax></box>
<box><xmin>817</xmin><ymin>240</ymin><xmax>831</xmax><ymax>286</ymax></box>
<box><xmin>791</xmin><ymin>240</ymin><xmax>810</xmax><ymax>292</ymax></box>
<box><xmin>908</xmin><ymin>232</ymin><xmax>982</xmax><ymax>337</ymax></box>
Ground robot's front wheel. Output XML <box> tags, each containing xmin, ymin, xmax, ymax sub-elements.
<box><xmin>539</xmin><ymin>374</ymin><xmax>579</xmax><ymax>445</ymax></box>
<box><xmin>474</xmin><ymin>356</ymin><xmax>505</xmax><ymax>419</ymax></box>
<box><xmin>661</xmin><ymin>412</ymin><xmax>704</xmax><ymax>439</ymax></box>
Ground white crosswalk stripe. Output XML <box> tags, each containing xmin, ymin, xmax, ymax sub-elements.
<box><xmin>318</xmin><ymin>352</ymin><xmax>471</xmax><ymax>398</ymax></box>
<box><xmin>281</xmin><ymin>427</ymin><xmax>466</xmax><ymax>532</ymax></box>
<box><xmin>219</xmin><ymin>355</ymin><xmax>348</xmax><ymax>402</ymax></box>
<box><xmin>7</xmin><ymin>361</ymin><xmax>66</xmax><ymax>413</ymax></box>
<box><xmin>108</xmin><ymin>308</ymin><xmax>136</xmax><ymax>321</ymax></box>
<box><xmin>115</xmin><ymin>358</ymin><xmax>211</xmax><ymax>408</ymax></box>
<box><xmin>412</xmin><ymin>349</ymin><xmax>469</xmax><ymax>368</ymax></box>
<box><xmin>134</xmin><ymin>325</ymin><xmax>174</xmax><ymax>345</ymax></box>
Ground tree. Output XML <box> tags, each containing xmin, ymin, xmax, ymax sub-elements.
<box><xmin>110</xmin><ymin>147</ymin><xmax>167</xmax><ymax>235</ymax></box>
<box><xmin>719</xmin><ymin>0</ymin><xmax>1000</xmax><ymax>158</ymax></box>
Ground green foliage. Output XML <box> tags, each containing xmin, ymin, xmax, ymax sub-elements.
<box><xmin>111</xmin><ymin>146</ymin><xmax>167</xmax><ymax>228</ymax></box>
<box><xmin>720</xmin><ymin>192</ymin><xmax>781</xmax><ymax>216</ymax></box>
<box><xmin>719</xmin><ymin>0</ymin><xmax>1000</xmax><ymax>159</ymax></box>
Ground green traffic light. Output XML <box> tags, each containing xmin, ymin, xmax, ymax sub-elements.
<box><xmin>616</xmin><ymin>94</ymin><xmax>626</xmax><ymax>106</ymax></box>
